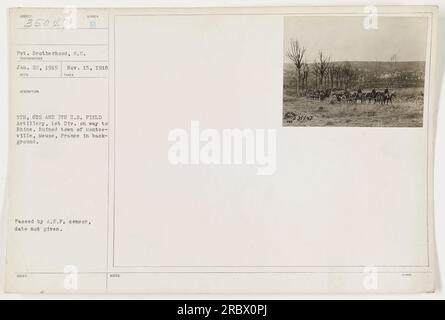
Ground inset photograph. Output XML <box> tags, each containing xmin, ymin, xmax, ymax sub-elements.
<box><xmin>283</xmin><ymin>16</ymin><xmax>428</xmax><ymax>127</ymax></box>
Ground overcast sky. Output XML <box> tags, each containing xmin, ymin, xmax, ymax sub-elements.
<box><xmin>284</xmin><ymin>16</ymin><xmax>428</xmax><ymax>63</ymax></box>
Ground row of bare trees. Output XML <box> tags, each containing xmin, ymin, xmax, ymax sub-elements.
<box><xmin>287</xmin><ymin>40</ymin><xmax>306</xmax><ymax>96</ymax></box>
<box><xmin>287</xmin><ymin>39</ymin><xmax>358</xmax><ymax>95</ymax></box>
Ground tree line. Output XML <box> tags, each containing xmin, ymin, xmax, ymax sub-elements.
<box><xmin>287</xmin><ymin>39</ymin><xmax>360</xmax><ymax>95</ymax></box>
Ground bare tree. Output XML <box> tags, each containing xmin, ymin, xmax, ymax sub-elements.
<box><xmin>341</xmin><ymin>61</ymin><xmax>356</xmax><ymax>89</ymax></box>
<box><xmin>312</xmin><ymin>61</ymin><xmax>320</xmax><ymax>89</ymax></box>
<box><xmin>302</xmin><ymin>62</ymin><xmax>310</xmax><ymax>91</ymax></box>
<box><xmin>317</xmin><ymin>51</ymin><xmax>330</xmax><ymax>89</ymax></box>
<box><xmin>389</xmin><ymin>52</ymin><xmax>399</xmax><ymax>86</ymax></box>
<box><xmin>331</xmin><ymin>64</ymin><xmax>341</xmax><ymax>88</ymax></box>
<box><xmin>390</xmin><ymin>53</ymin><xmax>398</xmax><ymax>68</ymax></box>
<box><xmin>287</xmin><ymin>39</ymin><xmax>306</xmax><ymax>96</ymax></box>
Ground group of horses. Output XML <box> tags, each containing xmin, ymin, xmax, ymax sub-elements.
<box><xmin>306</xmin><ymin>88</ymin><xmax>397</xmax><ymax>105</ymax></box>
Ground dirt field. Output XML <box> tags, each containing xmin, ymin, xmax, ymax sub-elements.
<box><xmin>283</xmin><ymin>88</ymin><xmax>424</xmax><ymax>127</ymax></box>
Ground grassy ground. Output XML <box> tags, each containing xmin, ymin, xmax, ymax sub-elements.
<box><xmin>283</xmin><ymin>88</ymin><xmax>424</xmax><ymax>127</ymax></box>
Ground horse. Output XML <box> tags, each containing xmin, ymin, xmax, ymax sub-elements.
<box><xmin>384</xmin><ymin>92</ymin><xmax>396</xmax><ymax>105</ymax></box>
<box><xmin>356</xmin><ymin>90</ymin><xmax>366</xmax><ymax>104</ymax></box>
<box><xmin>365</xmin><ymin>89</ymin><xmax>377</xmax><ymax>103</ymax></box>
<box><xmin>319</xmin><ymin>89</ymin><xmax>331</xmax><ymax>101</ymax></box>
<box><xmin>375</xmin><ymin>92</ymin><xmax>385</xmax><ymax>104</ymax></box>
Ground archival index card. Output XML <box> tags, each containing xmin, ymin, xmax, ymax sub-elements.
<box><xmin>5</xmin><ymin>6</ymin><xmax>439</xmax><ymax>293</ymax></box>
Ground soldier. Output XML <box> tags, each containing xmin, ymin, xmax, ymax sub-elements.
<box><xmin>357</xmin><ymin>88</ymin><xmax>363</xmax><ymax>103</ymax></box>
<box><xmin>384</xmin><ymin>88</ymin><xmax>391</xmax><ymax>104</ymax></box>
<box><xmin>369</xmin><ymin>88</ymin><xmax>377</xmax><ymax>103</ymax></box>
